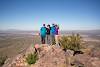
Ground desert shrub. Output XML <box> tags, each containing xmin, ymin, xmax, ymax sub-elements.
<box><xmin>59</xmin><ymin>33</ymin><xmax>82</xmax><ymax>52</ymax></box>
<box><xmin>26</xmin><ymin>53</ymin><xmax>38</xmax><ymax>65</ymax></box>
<box><xmin>0</xmin><ymin>55</ymin><xmax>7</xmax><ymax>66</ymax></box>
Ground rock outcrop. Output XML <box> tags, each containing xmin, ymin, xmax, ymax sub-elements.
<box><xmin>3</xmin><ymin>44</ymin><xmax>100</xmax><ymax>67</ymax></box>
<box><xmin>32</xmin><ymin>45</ymin><xmax>68</xmax><ymax>67</ymax></box>
<box><xmin>72</xmin><ymin>54</ymin><xmax>100</xmax><ymax>67</ymax></box>
<box><xmin>3</xmin><ymin>44</ymin><xmax>72</xmax><ymax>67</ymax></box>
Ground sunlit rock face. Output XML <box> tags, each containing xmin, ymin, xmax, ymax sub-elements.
<box><xmin>32</xmin><ymin>45</ymin><xmax>68</xmax><ymax>67</ymax></box>
<box><xmin>4</xmin><ymin>45</ymin><xmax>72</xmax><ymax>67</ymax></box>
<box><xmin>3</xmin><ymin>44</ymin><xmax>100</xmax><ymax>67</ymax></box>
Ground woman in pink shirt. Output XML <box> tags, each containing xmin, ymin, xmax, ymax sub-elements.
<box><xmin>55</xmin><ymin>24</ymin><xmax>59</xmax><ymax>45</ymax></box>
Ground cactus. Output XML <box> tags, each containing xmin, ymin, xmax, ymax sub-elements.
<box><xmin>0</xmin><ymin>55</ymin><xmax>7</xmax><ymax>66</ymax></box>
<box><xmin>26</xmin><ymin>53</ymin><xmax>38</xmax><ymax>65</ymax></box>
<box><xmin>59</xmin><ymin>33</ymin><xmax>82</xmax><ymax>52</ymax></box>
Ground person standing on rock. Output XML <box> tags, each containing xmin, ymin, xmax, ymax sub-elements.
<box><xmin>46</xmin><ymin>24</ymin><xmax>51</xmax><ymax>45</ymax></box>
<box><xmin>55</xmin><ymin>24</ymin><xmax>59</xmax><ymax>45</ymax></box>
<box><xmin>40</xmin><ymin>24</ymin><xmax>47</xmax><ymax>44</ymax></box>
<box><xmin>50</xmin><ymin>24</ymin><xmax>56</xmax><ymax>45</ymax></box>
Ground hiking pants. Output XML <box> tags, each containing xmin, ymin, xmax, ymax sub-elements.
<box><xmin>51</xmin><ymin>35</ymin><xmax>55</xmax><ymax>45</ymax></box>
<box><xmin>46</xmin><ymin>35</ymin><xmax>51</xmax><ymax>45</ymax></box>
<box><xmin>41</xmin><ymin>36</ymin><xmax>46</xmax><ymax>44</ymax></box>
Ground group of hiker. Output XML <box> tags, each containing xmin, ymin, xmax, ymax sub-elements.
<box><xmin>40</xmin><ymin>24</ymin><xmax>59</xmax><ymax>45</ymax></box>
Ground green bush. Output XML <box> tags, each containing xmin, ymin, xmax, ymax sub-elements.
<box><xmin>59</xmin><ymin>33</ymin><xmax>82</xmax><ymax>52</ymax></box>
<box><xmin>0</xmin><ymin>55</ymin><xmax>7</xmax><ymax>66</ymax></box>
<box><xmin>26</xmin><ymin>53</ymin><xmax>38</xmax><ymax>65</ymax></box>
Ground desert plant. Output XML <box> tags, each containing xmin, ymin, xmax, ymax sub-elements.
<box><xmin>26</xmin><ymin>53</ymin><xmax>38</xmax><ymax>65</ymax></box>
<box><xmin>59</xmin><ymin>33</ymin><xmax>82</xmax><ymax>52</ymax></box>
<box><xmin>0</xmin><ymin>55</ymin><xmax>7</xmax><ymax>66</ymax></box>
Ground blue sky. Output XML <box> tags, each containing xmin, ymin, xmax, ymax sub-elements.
<box><xmin>0</xmin><ymin>0</ymin><xmax>100</xmax><ymax>30</ymax></box>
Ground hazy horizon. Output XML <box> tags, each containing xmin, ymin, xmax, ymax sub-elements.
<box><xmin>0</xmin><ymin>28</ymin><xmax>100</xmax><ymax>31</ymax></box>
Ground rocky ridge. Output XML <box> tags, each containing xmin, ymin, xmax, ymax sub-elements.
<box><xmin>3</xmin><ymin>44</ymin><xmax>100</xmax><ymax>67</ymax></box>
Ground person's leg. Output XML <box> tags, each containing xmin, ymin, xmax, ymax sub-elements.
<box><xmin>55</xmin><ymin>35</ymin><xmax>58</xmax><ymax>45</ymax></box>
<box><xmin>51</xmin><ymin>35</ymin><xmax>53</xmax><ymax>45</ymax></box>
<box><xmin>52</xmin><ymin>35</ymin><xmax>55</xmax><ymax>45</ymax></box>
<box><xmin>55</xmin><ymin>35</ymin><xmax>57</xmax><ymax>45</ymax></box>
<box><xmin>46</xmin><ymin>35</ymin><xmax>51</xmax><ymax>45</ymax></box>
<box><xmin>43</xmin><ymin>37</ymin><xmax>44</xmax><ymax>44</ymax></box>
<box><xmin>50</xmin><ymin>35</ymin><xmax>52</xmax><ymax>45</ymax></box>
<box><xmin>45</xmin><ymin>35</ymin><xmax>47</xmax><ymax>44</ymax></box>
<box><xmin>43</xmin><ymin>36</ymin><xmax>46</xmax><ymax>44</ymax></box>
<box><xmin>53</xmin><ymin>35</ymin><xmax>56</xmax><ymax>45</ymax></box>
<box><xmin>41</xmin><ymin>36</ymin><xmax>44</xmax><ymax>44</ymax></box>
<box><xmin>44</xmin><ymin>37</ymin><xmax>46</xmax><ymax>44</ymax></box>
<box><xmin>47</xmin><ymin>35</ymin><xmax>49</xmax><ymax>44</ymax></box>
<box><xmin>48</xmin><ymin>35</ymin><xmax>51</xmax><ymax>45</ymax></box>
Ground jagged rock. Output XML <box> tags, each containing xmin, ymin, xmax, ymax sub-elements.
<box><xmin>2</xmin><ymin>58</ymin><xmax>11</xmax><ymax>67</ymax></box>
<box><xmin>65</xmin><ymin>50</ymin><xmax>74</xmax><ymax>65</ymax></box>
<box><xmin>72</xmin><ymin>54</ymin><xmax>100</xmax><ymax>67</ymax></box>
<box><xmin>3</xmin><ymin>53</ymin><xmax>28</xmax><ymax>67</ymax></box>
<box><xmin>86</xmin><ymin>57</ymin><xmax>100</xmax><ymax>67</ymax></box>
<box><xmin>4</xmin><ymin>44</ymin><xmax>100</xmax><ymax>67</ymax></box>
<box><xmin>66</xmin><ymin>50</ymin><xmax>74</xmax><ymax>57</ymax></box>
<box><xmin>90</xmin><ymin>49</ymin><xmax>100</xmax><ymax>58</ymax></box>
<box><xmin>4</xmin><ymin>44</ymin><xmax>73</xmax><ymax>67</ymax></box>
<box><xmin>72</xmin><ymin>54</ymin><xmax>91</xmax><ymax>67</ymax></box>
<box><xmin>32</xmin><ymin>45</ymin><xmax>68</xmax><ymax>67</ymax></box>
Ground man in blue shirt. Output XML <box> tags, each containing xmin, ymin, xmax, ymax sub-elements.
<box><xmin>40</xmin><ymin>24</ymin><xmax>47</xmax><ymax>44</ymax></box>
<box><xmin>50</xmin><ymin>24</ymin><xmax>56</xmax><ymax>45</ymax></box>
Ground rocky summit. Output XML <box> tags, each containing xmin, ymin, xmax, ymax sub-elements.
<box><xmin>3</xmin><ymin>44</ymin><xmax>100</xmax><ymax>67</ymax></box>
